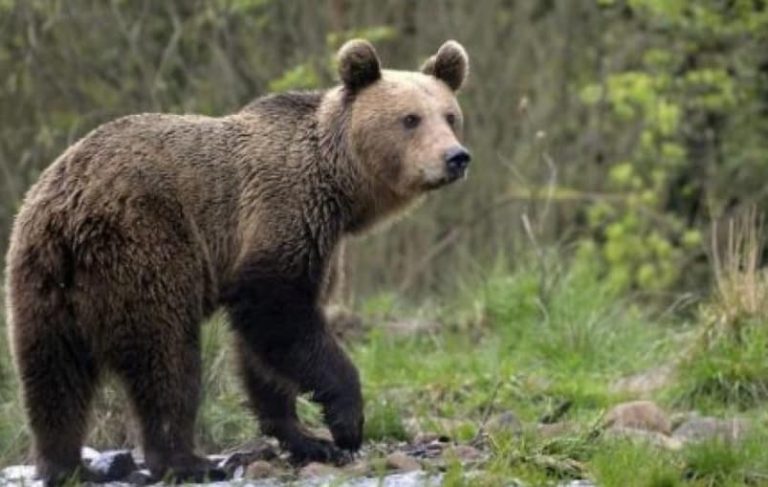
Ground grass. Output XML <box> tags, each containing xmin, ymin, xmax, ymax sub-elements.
<box><xmin>0</xmin><ymin>248</ymin><xmax>767</xmax><ymax>485</ymax></box>
<box><xmin>351</xmin><ymin>251</ymin><xmax>768</xmax><ymax>485</ymax></box>
<box><xmin>670</xmin><ymin>209</ymin><xmax>768</xmax><ymax>412</ymax></box>
<box><xmin>672</xmin><ymin>321</ymin><xmax>768</xmax><ymax>411</ymax></box>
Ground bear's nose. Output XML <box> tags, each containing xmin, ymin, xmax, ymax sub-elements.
<box><xmin>444</xmin><ymin>146</ymin><xmax>471</xmax><ymax>176</ymax></box>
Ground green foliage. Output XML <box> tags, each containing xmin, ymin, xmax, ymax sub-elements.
<box><xmin>578</xmin><ymin>0</ymin><xmax>767</xmax><ymax>292</ymax></box>
<box><xmin>683</xmin><ymin>432</ymin><xmax>768</xmax><ymax>486</ymax></box>
<box><xmin>356</xmin><ymin>253</ymin><xmax>672</xmax><ymax>441</ymax></box>
<box><xmin>266</xmin><ymin>25</ymin><xmax>395</xmax><ymax>93</ymax></box>
<box><xmin>482</xmin><ymin>252</ymin><xmax>662</xmax><ymax>376</ymax></box>
<box><xmin>578</xmin><ymin>64</ymin><xmax>696</xmax><ymax>291</ymax></box>
<box><xmin>268</xmin><ymin>63</ymin><xmax>321</xmax><ymax>92</ymax></box>
<box><xmin>326</xmin><ymin>26</ymin><xmax>397</xmax><ymax>50</ymax></box>
<box><xmin>673</xmin><ymin>321</ymin><xmax>768</xmax><ymax>411</ymax></box>
<box><xmin>363</xmin><ymin>397</ymin><xmax>409</xmax><ymax>442</ymax></box>
<box><xmin>196</xmin><ymin>315</ymin><xmax>254</xmax><ymax>448</ymax></box>
<box><xmin>672</xmin><ymin>209</ymin><xmax>768</xmax><ymax>411</ymax></box>
<box><xmin>1</xmin><ymin>0</ymin><xmax>766</xmax><ymax>298</ymax></box>
<box><xmin>591</xmin><ymin>440</ymin><xmax>681</xmax><ymax>487</ymax></box>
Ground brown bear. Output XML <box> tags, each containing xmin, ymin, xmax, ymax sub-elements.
<box><xmin>4</xmin><ymin>39</ymin><xmax>470</xmax><ymax>484</ymax></box>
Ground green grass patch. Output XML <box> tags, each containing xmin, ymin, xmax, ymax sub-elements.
<box><xmin>591</xmin><ymin>439</ymin><xmax>682</xmax><ymax>487</ymax></box>
<box><xmin>672</xmin><ymin>321</ymin><xmax>768</xmax><ymax>411</ymax></box>
<box><xmin>682</xmin><ymin>432</ymin><xmax>768</xmax><ymax>486</ymax></box>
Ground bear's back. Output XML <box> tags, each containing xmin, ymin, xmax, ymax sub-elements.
<box><xmin>9</xmin><ymin>112</ymin><xmax>249</xmax><ymax>287</ymax></box>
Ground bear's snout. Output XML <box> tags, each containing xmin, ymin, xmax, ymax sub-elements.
<box><xmin>444</xmin><ymin>145</ymin><xmax>471</xmax><ymax>179</ymax></box>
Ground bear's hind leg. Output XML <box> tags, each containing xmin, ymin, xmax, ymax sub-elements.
<box><xmin>107</xmin><ymin>322</ymin><xmax>224</xmax><ymax>483</ymax></box>
<box><xmin>15</xmin><ymin>324</ymin><xmax>100</xmax><ymax>485</ymax></box>
<box><xmin>234</xmin><ymin>339</ymin><xmax>349</xmax><ymax>464</ymax></box>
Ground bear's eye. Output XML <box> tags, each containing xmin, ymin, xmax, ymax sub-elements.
<box><xmin>446</xmin><ymin>113</ymin><xmax>457</xmax><ymax>127</ymax></box>
<box><xmin>402</xmin><ymin>114</ymin><xmax>421</xmax><ymax>130</ymax></box>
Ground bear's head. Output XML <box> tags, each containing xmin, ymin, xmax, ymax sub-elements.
<box><xmin>333</xmin><ymin>39</ymin><xmax>471</xmax><ymax>215</ymax></box>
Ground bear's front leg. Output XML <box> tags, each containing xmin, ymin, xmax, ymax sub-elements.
<box><xmin>234</xmin><ymin>339</ymin><xmax>353</xmax><ymax>464</ymax></box>
<box><xmin>226</xmin><ymin>276</ymin><xmax>364</xmax><ymax>457</ymax></box>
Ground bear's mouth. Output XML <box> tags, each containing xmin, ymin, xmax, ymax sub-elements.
<box><xmin>423</xmin><ymin>171</ymin><xmax>467</xmax><ymax>191</ymax></box>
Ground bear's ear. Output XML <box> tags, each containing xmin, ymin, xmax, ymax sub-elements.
<box><xmin>421</xmin><ymin>40</ymin><xmax>469</xmax><ymax>91</ymax></box>
<box><xmin>338</xmin><ymin>39</ymin><xmax>382</xmax><ymax>92</ymax></box>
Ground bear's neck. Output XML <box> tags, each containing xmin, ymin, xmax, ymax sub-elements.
<box><xmin>316</xmin><ymin>89</ymin><xmax>412</xmax><ymax>236</ymax></box>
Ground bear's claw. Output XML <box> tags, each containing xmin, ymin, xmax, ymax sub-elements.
<box><xmin>287</xmin><ymin>436</ymin><xmax>353</xmax><ymax>466</ymax></box>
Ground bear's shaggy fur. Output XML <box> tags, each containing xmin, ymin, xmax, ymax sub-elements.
<box><xmin>4</xmin><ymin>39</ymin><xmax>470</xmax><ymax>484</ymax></box>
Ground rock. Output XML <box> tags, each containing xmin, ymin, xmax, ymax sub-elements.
<box><xmin>299</xmin><ymin>462</ymin><xmax>339</xmax><ymax>478</ymax></box>
<box><xmin>411</xmin><ymin>432</ymin><xmax>451</xmax><ymax>444</ymax></box>
<box><xmin>404</xmin><ymin>439</ymin><xmax>446</xmax><ymax>459</ymax></box>
<box><xmin>81</xmin><ymin>446</ymin><xmax>100</xmax><ymax>462</ymax></box>
<box><xmin>487</xmin><ymin>411</ymin><xmax>523</xmax><ymax>436</ymax></box>
<box><xmin>378</xmin><ymin>471</ymin><xmax>446</xmax><ymax>486</ymax></box>
<box><xmin>413</xmin><ymin>432</ymin><xmax>440</xmax><ymax>443</ymax></box>
<box><xmin>670</xmin><ymin>410</ymin><xmax>700</xmax><ymax>430</ymax></box>
<box><xmin>0</xmin><ymin>466</ymin><xmax>36</xmax><ymax>483</ymax></box>
<box><xmin>385</xmin><ymin>451</ymin><xmax>421</xmax><ymax>472</ymax></box>
<box><xmin>604</xmin><ymin>427</ymin><xmax>683</xmax><ymax>450</ymax></box>
<box><xmin>244</xmin><ymin>460</ymin><xmax>275</xmax><ymax>479</ymax></box>
<box><xmin>673</xmin><ymin>417</ymin><xmax>751</xmax><ymax>444</ymax></box>
<box><xmin>344</xmin><ymin>459</ymin><xmax>371</xmax><ymax>476</ymax></box>
<box><xmin>611</xmin><ymin>365</ymin><xmax>675</xmax><ymax>395</ymax></box>
<box><xmin>86</xmin><ymin>450</ymin><xmax>138</xmax><ymax>481</ymax></box>
<box><xmin>603</xmin><ymin>400</ymin><xmax>671</xmax><ymax>435</ymax></box>
<box><xmin>560</xmin><ymin>481</ymin><xmax>597</xmax><ymax>487</ymax></box>
<box><xmin>445</xmin><ymin>444</ymin><xmax>483</xmax><ymax>462</ymax></box>
<box><xmin>217</xmin><ymin>448</ymin><xmax>278</xmax><ymax>476</ymax></box>
<box><xmin>536</xmin><ymin>421</ymin><xmax>578</xmax><ymax>439</ymax></box>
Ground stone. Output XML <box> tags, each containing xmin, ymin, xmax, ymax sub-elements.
<box><xmin>217</xmin><ymin>448</ymin><xmax>278</xmax><ymax>476</ymax></box>
<box><xmin>0</xmin><ymin>466</ymin><xmax>36</xmax><ymax>483</ymax></box>
<box><xmin>670</xmin><ymin>410</ymin><xmax>701</xmax><ymax>430</ymax></box>
<box><xmin>86</xmin><ymin>450</ymin><xmax>138</xmax><ymax>481</ymax></box>
<box><xmin>413</xmin><ymin>432</ymin><xmax>441</xmax><ymax>444</ymax></box>
<box><xmin>80</xmin><ymin>446</ymin><xmax>100</xmax><ymax>462</ymax></box>
<box><xmin>560</xmin><ymin>481</ymin><xmax>597</xmax><ymax>487</ymax></box>
<box><xmin>673</xmin><ymin>417</ymin><xmax>751</xmax><ymax>444</ymax></box>
<box><xmin>245</xmin><ymin>460</ymin><xmax>275</xmax><ymax>479</ymax></box>
<box><xmin>405</xmin><ymin>440</ymin><xmax>446</xmax><ymax>459</ymax></box>
<box><xmin>299</xmin><ymin>462</ymin><xmax>339</xmax><ymax>478</ymax></box>
<box><xmin>385</xmin><ymin>451</ymin><xmax>422</xmax><ymax>472</ymax></box>
<box><xmin>602</xmin><ymin>400</ymin><xmax>671</xmax><ymax>435</ymax></box>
